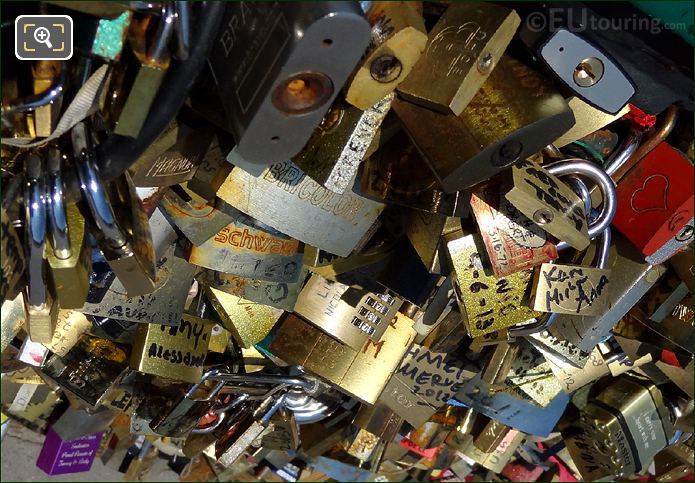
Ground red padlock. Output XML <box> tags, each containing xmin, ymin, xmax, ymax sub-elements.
<box><xmin>613</xmin><ymin>142</ymin><xmax>694</xmax><ymax>258</ymax></box>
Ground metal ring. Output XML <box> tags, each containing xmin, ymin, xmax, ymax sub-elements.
<box><xmin>4</xmin><ymin>68</ymin><xmax>66</xmax><ymax>114</ymax></box>
<box><xmin>24</xmin><ymin>154</ymin><xmax>48</xmax><ymax>307</ymax></box>
<box><xmin>46</xmin><ymin>149</ymin><xmax>71</xmax><ymax>259</ymax></box>
<box><xmin>595</xmin><ymin>227</ymin><xmax>611</xmax><ymax>270</ymax></box>
<box><xmin>564</xmin><ymin>175</ymin><xmax>592</xmax><ymax>224</ymax></box>
<box><xmin>604</xmin><ymin>129</ymin><xmax>642</xmax><ymax>177</ymax></box>
<box><xmin>547</xmin><ymin>160</ymin><xmax>617</xmax><ymax>252</ymax></box>
<box><xmin>508</xmin><ymin>313</ymin><xmax>558</xmax><ymax>338</ymax></box>
<box><xmin>74</xmin><ymin>126</ymin><xmax>127</xmax><ymax>249</ymax></box>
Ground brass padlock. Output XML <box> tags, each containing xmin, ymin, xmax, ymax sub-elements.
<box><xmin>74</xmin><ymin>123</ymin><xmax>156</xmax><ymax>297</ymax></box>
<box><xmin>293</xmin><ymin>94</ymin><xmax>393</xmax><ymax>194</ymax></box>
<box><xmin>531</xmin><ymin>228</ymin><xmax>612</xmax><ymax>316</ymax></box>
<box><xmin>45</xmin><ymin>149</ymin><xmax>91</xmax><ymax>309</ymax></box>
<box><xmin>397</xmin><ymin>2</ymin><xmax>520</xmax><ymax>115</ymax></box>
<box><xmin>22</xmin><ymin>153</ymin><xmax>58</xmax><ymax>344</ymax></box>
<box><xmin>345</xmin><ymin>2</ymin><xmax>427</xmax><ymax>110</ymax></box>
<box><xmin>394</xmin><ymin>55</ymin><xmax>574</xmax><ymax>192</ymax></box>
<box><xmin>114</xmin><ymin>6</ymin><xmax>174</xmax><ymax>138</ymax></box>
<box><xmin>446</xmin><ymin>233</ymin><xmax>540</xmax><ymax>338</ymax></box>
<box><xmin>41</xmin><ymin>309</ymin><xmax>92</xmax><ymax>357</ymax></box>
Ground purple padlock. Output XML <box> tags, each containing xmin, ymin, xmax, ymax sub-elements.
<box><xmin>36</xmin><ymin>427</ymin><xmax>102</xmax><ymax>475</ymax></box>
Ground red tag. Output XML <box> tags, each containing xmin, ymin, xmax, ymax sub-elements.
<box><xmin>624</xmin><ymin>104</ymin><xmax>657</xmax><ymax>129</ymax></box>
<box><xmin>660</xmin><ymin>349</ymin><xmax>683</xmax><ymax>368</ymax></box>
<box><xmin>399</xmin><ymin>436</ymin><xmax>440</xmax><ymax>460</ymax></box>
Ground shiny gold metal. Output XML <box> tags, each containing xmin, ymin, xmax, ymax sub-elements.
<box><xmin>393</xmin><ymin>56</ymin><xmax>574</xmax><ymax>192</ymax></box>
<box><xmin>554</xmin><ymin>97</ymin><xmax>630</xmax><ymax>148</ymax></box>
<box><xmin>346</xmin><ymin>2</ymin><xmax>427</xmax><ymax>110</ymax></box>
<box><xmin>269</xmin><ymin>312</ymin><xmax>416</xmax><ymax>403</ymax></box>
<box><xmin>446</xmin><ymin>234</ymin><xmax>540</xmax><ymax>337</ymax></box>
<box><xmin>505</xmin><ymin>159</ymin><xmax>590</xmax><ymax>250</ymax></box>
<box><xmin>294</xmin><ymin>94</ymin><xmax>393</xmax><ymax>194</ymax></box>
<box><xmin>130</xmin><ymin>315</ymin><xmax>213</xmax><ymax>383</ymax></box>
<box><xmin>204</xmin><ymin>285</ymin><xmax>283</xmax><ymax>349</ymax></box>
<box><xmin>46</xmin><ymin>204</ymin><xmax>91</xmax><ymax>309</ymax></box>
<box><xmin>23</xmin><ymin>290</ymin><xmax>59</xmax><ymax>344</ymax></box>
<box><xmin>473</xmin><ymin>419</ymin><xmax>512</xmax><ymax>453</ymax></box>
<box><xmin>397</xmin><ymin>3</ymin><xmax>520</xmax><ymax>115</ymax></box>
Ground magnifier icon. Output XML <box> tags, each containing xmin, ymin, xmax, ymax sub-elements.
<box><xmin>33</xmin><ymin>26</ymin><xmax>53</xmax><ymax>48</ymax></box>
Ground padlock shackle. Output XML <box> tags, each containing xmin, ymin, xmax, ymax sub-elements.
<box><xmin>547</xmin><ymin>160</ymin><xmax>617</xmax><ymax>251</ymax></box>
<box><xmin>147</xmin><ymin>3</ymin><xmax>177</xmax><ymax>64</ymax></box>
<box><xmin>3</xmin><ymin>67</ymin><xmax>66</xmax><ymax>114</ymax></box>
<box><xmin>604</xmin><ymin>128</ymin><xmax>643</xmax><ymax>177</ymax></box>
<box><xmin>46</xmin><ymin>149</ymin><xmax>71</xmax><ymax>259</ymax></box>
<box><xmin>23</xmin><ymin>154</ymin><xmax>48</xmax><ymax>307</ymax></box>
<box><xmin>595</xmin><ymin>227</ymin><xmax>611</xmax><ymax>270</ymax></box>
<box><xmin>173</xmin><ymin>2</ymin><xmax>191</xmax><ymax>61</ymax></box>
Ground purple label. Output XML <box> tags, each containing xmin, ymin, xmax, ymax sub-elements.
<box><xmin>36</xmin><ymin>427</ymin><xmax>102</xmax><ymax>475</ymax></box>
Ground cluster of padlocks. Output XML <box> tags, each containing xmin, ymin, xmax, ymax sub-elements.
<box><xmin>1</xmin><ymin>1</ymin><xmax>693</xmax><ymax>481</ymax></box>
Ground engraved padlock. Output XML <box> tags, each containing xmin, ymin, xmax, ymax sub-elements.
<box><xmin>22</xmin><ymin>153</ymin><xmax>59</xmax><ymax>344</ymax></box>
<box><xmin>73</xmin><ymin>123</ymin><xmax>156</xmax><ymax>297</ymax></box>
<box><xmin>45</xmin><ymin>149</ymin><xmax>91</xmax><ymax>309</ymax></box>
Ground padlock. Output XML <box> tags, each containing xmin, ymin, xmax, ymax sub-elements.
<box><xmin>159</xmin><ymin>186</ymin><xmax>235</xmax><ymax>246</ymax></box>
<box><xmin>613</xmin><ymin>142</ymin><xmax>694</xmax><ymax>261</ymax></box>
<box><xmin>80</xmin><ymin>245</ymin><xmax>195</xmax><ymax>327</ymax></box>
<box><xmin>393</xmin><ymin>55</ymin><xmax>574</xmax><ymax>193</ymax></box>
<box><xmin>293</xmin><ymin>93</ymin><xmax>393</xmax><ymax>194</ymax></box>
<box><xmin>196</xmin><ymin>266</ymin><xmax>307</xmax><ymax>312</ymax></box>
<box><xmin>562</xmin><ymin>374</ymin><xmax>674</xmax><ymax>480</ymax></box>
<box><xmin>471</xmin><ymin>180</ymin><xmax>558</xmax><ymax>277</ymax></box>
<box><xmin>31</xmin><ymin>61</ymin><xmax>63</xmax><ymax>138</ymax></box>
<box><xmin>74</xmin><ymin>123</ymin><xmax>157</xmax><ymax>297</ymax></box>
<box><xmin>1</xmin><ymin>175</ymin><xmax>25</xmax><ymax>303</ymax></box>
<box><xmin>269</xmin><ymin>312</ymin><xmax>416</xmax><ymax>404</ymax></box>
<box><xmin>503</xmin><ymin>339</ymin><xmax>562</xmax><ymax>408</ymax></box>
<box><xmin>345</xmin><ymin>2</ymin><xmax>426</xmax><ymax>110</ymax></box>
<box><xmin>404</xmin><ymin>212</ymin><xmax>462</xmax><ymax>274</ymax></box>
<box><xmin>185</xmin><ymin>214</ymin><xmax>303</xmax><ymax>283</ymax></box>
<box><xmin>217</xmin><ymin>160</ymin><xmax>384</xmax><ymax>257</ymax></box>
<box><xmin>532</xmin><ymin>228</ymin><xmax>612</xmax><ymax>316</ymax></box>
<box><xmin>550</xmin><ymin>233</ymin><xmax>666</xmax><ymax>352</ymax></box>
<box><xmin>185</xmin><ymin>136</ymin><xmax>234</xmax><ymax>202</ymax></box>
<box><xmin>520</xmin><ymin>26</ymin><xmax>635</xmax><ymax>114</ymax></box>
<box><xmin>199</xmin><ymin>2</ymin><xmax>370</xmax><ymax>164</ymax></box>
<box><xmin>39</xmin><ymin>333</ymin><xmax>129</xmax><ymax>408</ymax></box>
<box><xmin>41</xmin><ymin>309</ymin><xmax>92</xmax><ymax>357</ymax></box>
<box><xmin>129</xmin><ymin>123</ymin><xmax>215</xmax><ymax>188</ymax></box>
<box><xmin>445</xmin><ymin>233</ymin><xmax>540</xmax><ymax>338</ymax></box>
<box><xmin>114</xmin><ymin>6</ymin><xmax>174</xmax><ymax>138</ymax></box>
<box><xmin>294</xmin><ymin>273</ymin><xmax>403</xmax><ymax>350</ymax></box>
<box><xmin>553</xmin><ymin>97</ymin><xmax>631</xmax><ymax>148</ymax></box>
<box><xmin>129</xmin><ymin>306</ymin><xmax>214</xmax><ymax>384</ymax></box>
<box><xmin>397</xmin><ymin>2</ymin><xmax>520</xmax><ymax>115</ymax></box>
<box><xmin>45</xmin><ymin>149</ymin><xmax>91</xmax><ymax>309</ymax></box>
<box><xmin>22</xmin><ymin>153</ymin><xmax>58</xmax><ymax>344</ymax></box>
<box><xmin>260</xmin><ymin>407</ymin><xmax>300</xmax><ymax>451</ymax></box>
<box><xmin>204</xmin><ymin>285</ymin><xmax>283</xmax><ymax>350</ymax></box>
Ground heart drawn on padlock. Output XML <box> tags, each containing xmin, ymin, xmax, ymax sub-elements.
<box><xmin>629</xmin><ymin>174</ymin><xmax>669</xmax><ymax>214</ymax></box>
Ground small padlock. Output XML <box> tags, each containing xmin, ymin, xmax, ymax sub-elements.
<box><xmin>613</xmin><ymin>142</ymin><xmax>694</xmax><ymax>261</ymax></box>
<box><xmin>114</xmin><ymin>5</ymin><xmax>174</xmax><ymax>138</ymax></box>
<box><xmin>45</xmin><ymin>149</ymin><xmax>91</xmax><ymax>309</ymax></box>
<box><xmin>22</xmin><ymin>153</ymin><xmax>58</xmax><ymax>344</ymax></box>
<box><xmin>74</xmin><ymin>123</ymin><xmax>157</xmax><ymax>297</ymax></box>
<box><xmin>397</xmin><ymin>2</ymin><xmax>520</xmax><ymax>115</ymax></box>
<box><xmin>531</xmin><ymin>228</ymin><xmax>612</xmax><ymax>316</ymax></box>
<box><xmin>445</xmin><ymin>233</ymin><xmax>541</xmax><ymax>338</ymax></box>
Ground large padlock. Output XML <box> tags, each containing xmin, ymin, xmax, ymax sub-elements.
<box><xmin>45</xmin><ymin>149</ymin><xmax>91</xmax><ymax>309</ymax></box>
<box><xmin>613</xmin><ymin>142</ymin><xmax>694</xmax><ymax>262</ymax></box>
<box><xmin>199</xmin><ymin>2</ymin><xmax>371</xmax><ymax>164</ymax></box>
<box><xmin>393</xmin><ymin>55</ymin><xmax>575</xmax><ymax>192</ymax></box>
<box><xmin>73</xmin><ymin>123</ymin><xmax>157</xmax><ymax>297</ymax></box>
<box><xmin>22</xmin><ymin>153</ymin><xmax>58</xmax><ymax>344</ymax></box>
<box><xmin>345</xmin><ymin>2</ymin><xmax>427</xmax><ymax>110</ymax></box>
